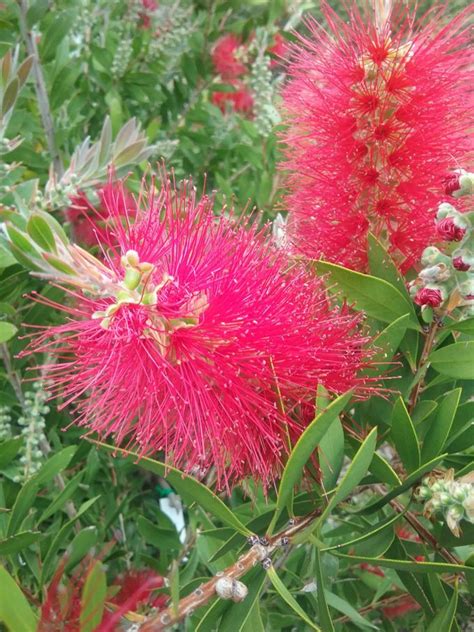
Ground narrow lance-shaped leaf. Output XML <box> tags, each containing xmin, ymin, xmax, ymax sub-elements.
<box><xmin>421</xmin><ymin>388</ymin><xmax>461</xmax><ymax>462</ymax></box>
<box><xmin>94</xmin><ymin>441</ymin><xmax>251</xmax><ymax>535</ymax></box>
<box><xmin>391</xmin><ymin>397</ymin><xmax>420</xmax><ymax>473</ymax></box>
<box><xmin>268</xmin><ymin>391</ymin><xmax>352</xmax><ymax>535</ymax></box>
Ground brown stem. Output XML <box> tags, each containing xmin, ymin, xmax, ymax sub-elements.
<box><xmin>17</xmin><ymin>0</ymin><xmax>64</xmax><ymax>178</ymax></box>
<box><xmin>372</xmin><ymin>484</ymin><xmax>462</xmax><ymax>567</ymax></box>
<box><xmin>140</xmin><ymin>510</ymin><xmax>321</xmax><ymax>631</ymax></box>
<box><xmin>408</xmin><ymin>320</ymin><xmax>439</xmax><ymax>414</ymax></box>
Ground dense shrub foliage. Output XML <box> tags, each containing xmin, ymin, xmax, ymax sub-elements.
<box><xmin>0</xmin><ymin>1</ymin><xmax>472</xmax><ymax>631</ymax></box>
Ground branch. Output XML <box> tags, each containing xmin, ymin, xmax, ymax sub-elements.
<box><xmin>17</xmin><ymin>0</ymin><xmax>64</xmax><ymax>178</ymax></box>
<box><xmin>408</xmin><ymin>319</ymin><xmax>440</xmax><ymax>413</ymax></box>
<box><xmin>140</xmin><ymin>510</ymin><xmax>321</xmax><ymax>631</ymax></box>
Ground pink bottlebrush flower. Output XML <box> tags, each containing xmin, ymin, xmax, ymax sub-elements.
<box><xmin>25</xmin><ymin>174</ymin><xmax>373</xmax><ymax>491</ymax></box>
<box><xmin>211</xmin><ymin>34</ymin><xmax>247</xmax><ymax>79</ymax></box>
<box><xmin>436</xmin><ymin>217</ymin><xmax>466</xmax><ymax>242</ymax></box>
<box><xmin>452</xmin><ymin>256</ymin><xmax>470</xmax><ymax>272</ymax></box>
<box><xmin>211</xmin><ymin>80</ymin><xmax>254</xmax><ymax>114</ymax></box>
<box><xmin>414</xmin><ymin>287</ymin><xmax>443</xmax><ymax>307</ymax></box>
<box><xmin>281</xmin><ymin>2</ymin><xmax>473</xmax><ymax>272</ymax></box>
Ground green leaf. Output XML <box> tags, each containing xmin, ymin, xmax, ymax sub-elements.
<box><xmin>194</xmin><ymin>598</ymin><xmax>229</xmax><ymax>632</ymax></box>
<box><xmin>0</xmin><ymin>565</ymin><xmax>37</xmax><ymax>631</ymax></box>
<box><xmin>322</xmin><ymin>511</ymin><xmax>401</xmax><ymax>552</ymax></box>
<box><xmin>41</xmin><ymin>252</ymin><xmax>77</xmax><ymax>276</ymax></box>
<box><xmin>137</xmin><ymin>516</ymin><xmax>180</xmax><ymax>551</ymax></box>
<box><xmin>0</xmin><ymin>437</ymin><xmax>22</xmax><ymax>469</ymax></box>
<box><xmin>367</xmin><ymin>314</ymin><xmax>410</xmax><ymax>372</ymax></box>
<box><xmin>412</xmin><ymin>400</ymin><xmax>438</xmax><ymax>424</ymax></box>
<box><xmin>0</xmin><ymin>321</ymin><xmax>17</xmax><ymax>343</ymax></box>
<box><xmin>6</xmin><ymin>225</ymin><xmax>40</xmax><ymax>258</ymax></box>
<box><xmin>430</xmin><ymin>342</ymin><xmax>474</xmax><ymax>380</ymax></box>
<box><xmin>268</xmin><ymin>391</ymin><xmax>352</xmax><ymax>535</ymax></box>
<box><xmin>2</xmin><ymin>78</ymin><xmax>18</xmax><ymax>115</ymax></box>
<box><xmin>446</xmin><ymin>317</ymin><xmax>474</xmax><ymax>334</ymax></box>
<box><xmin>333</xmin><ymin>553</ymin><xmax>473</xmax><ymax>576</ymax></box>
<box><xmin>391</xmin><ymin>397</ymin><xmax>420</xmax><ymax>473</ymax></box>
<box><xmin>93</xmin><ymin>441</ymin><xmax>251</xmax><ymax>535</ymax></box>
<box><xmin>368</xmin><ymin>450</ymin><xmax>401</xmax><ymax>486</ymax></box>
<box><xmin>319</xmin><ymin>415</ymin><xmax>344</xmax><ymax>491</ymax></box>
<box><xmin>38</xmin><ymin>470</ymin><xmax>84</xmax><ymax>523</ymax></box>
<box><xmin>316</xmin><ymin>427</ymin><xmax>378</xmax><ymax>531</ymax></box>
<box><xmin>41</xmin><ymin>496</ymin><xmax>100</xmax><ymax>583</ymax></box>
<box><xmin>219</xmin><ymin>570</ymin><xmax>266</xmax><ymax>632</ymax></box>
<box><xmin>7</xmin><ymin>446</ymin><xmax>76</xmax><ymax>536</ymax></box>
<box><xmin>27</xmin><ymin>213</ymin><xmax>56</xmax><ymax>252</ymax></box>
<box><xmin>316</xmin><ymin>261</ymin><xmax>419</xmax><ymax>330</ymax></box>
<box><xmin>421</xmin><ymin>389</ymin><xmax>461</xmax><ymax>462</ymax></box>
<box><xmin>361</xmin><ymin>454</ymin><xmax>446</xmax><ymax>514</ymax></box>
<box><xmin>426</xmin><ymin>586</ymin><xmax>458</xmax><ymax>632</ymax></box>
<box><xmin>0</xmin><ymin>530</ymin><xmax>42</xmax><ymax>555</ymax></box>
<box><xmin>66</xmin><ymin>526</ymin><xmax>99</xmax><ymax>571</ymax></box>
<box><xmin>267</xmin><ymin>566</ymin><xmax>321</xmax><ymax>631</ymax></box>
<box><xmin>324</xmin><ymin>591</ymin><xmax>377</xmax><ymax>630</ymax></box>
<box><xmin>314</xmin><ymin>548</ymin><xmax>334</xmax><ymax>631</ymax></box>
<box><xmin>80</xmin><ymin>561</ymin><xmax>106</xmax><ymax>632</ymax></box>
<box><xmin>367</xmin><ymin>233</ymin><xmax>412</xmax><ymax>301</ymax></box>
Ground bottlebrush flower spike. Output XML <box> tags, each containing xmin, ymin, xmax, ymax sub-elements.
<box><xmin>281</xmin><ymin>1</ymin><xmax>473</xmax><ymax>272</ymax></box>
<box><xmin>211</xmin><ymin>34</ymin><xmax>247</xmax><ymax>79</ymax></box>
<box><xmin>211</xmin><ymin>80</ymin><xmax>254</xmax><ymax>114</ymax></box>
<box><xmin>24</xmin><ymin>173</ymin><xmax>373</xmax><ymax>491</ymax></box>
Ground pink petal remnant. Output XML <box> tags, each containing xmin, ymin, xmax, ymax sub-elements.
<box><xmin>25</xmin><ymin>173</ymin><xmax>374</xmax><ymax>491</ymax></box>
<box><xmin>281</xmin><ymin>1</ymin><xmax>473</xmax><ymax>272</ymax></box>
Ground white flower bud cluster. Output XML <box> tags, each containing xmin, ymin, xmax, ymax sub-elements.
<box><xmin>112</xmin><ymin>36</ymin><xmax>133</xmax><ymax>80</ymax></box>
<box><xmin>147</xmin><ymin>5</ymin><xmax>191</xmax><ymax>73</ymax></box>
<box><xmin>418</xmin><ymin>472</ymin><xmax>474</xmax><ymax>537</ymax></box>
<box><xmin>0</xmin><ymin>405</ymin><xmax>12</xmax><ymax>441</ymax></box>
<box><xmin>249</xmin><ymin>54</ymin><xmax>281</xmax><ymax>137</ymax></box>
<box><xmin>13</xmin><ymin>382</ymin><xmax>50</xmax><ymax>482</ymax></box>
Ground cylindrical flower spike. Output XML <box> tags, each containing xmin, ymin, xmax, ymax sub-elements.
<box><xmin>281</xmin><ymin>1</ymin><xmax>473</xmax><ymax>272</ymax></box>
<box><xmin>23</xmin><ymin>173</ymin><xmax>375</xmax><ymax>492</ymax></box>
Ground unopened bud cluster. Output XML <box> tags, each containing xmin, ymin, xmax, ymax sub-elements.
<box><xmin>249</xmin><ymin>32</ymin><xmax>281</xmax><ymax>137</ymax></box>
<box><xmin>417</xmin><ymin>470</ymin><xmax>474</xmax><ymax>537</ymax></box>
<box><xmin>409</xmin><ymin>171</ymin><xmax>474</xmax><ymax>321</ymax></box>
<box><xmin>146</xmin><ymin>5</ymin><xmax>191</xmax><ymax>73</ymax></box>
<box><xmin>0</xmin><ymin>405</ymin><xmax>12</xmax><ymax>441</ymax></box>
<box><xmin>14</xmin><ymin>382</ymin><xmax>50</xmax><ymax>482</ymax></box>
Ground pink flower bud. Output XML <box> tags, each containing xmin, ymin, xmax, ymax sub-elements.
<box><xmin>444</xmin><ymin>173</ymin><xmax>461</xmax><ymax>196</ymax></box>
<box><xmin>436</xmin><ymin>217</ymin><xmax>466</xmax><ymax>242</ymax></box>
<box><xmin>452</xmin><ymin>256</ymin><xmax>470</xmax><ymax>271</ymax></box>
<box><xmin>414</xmin><ymin>288</ymin><xmax>443</xmax><ymax>307</ymax></box>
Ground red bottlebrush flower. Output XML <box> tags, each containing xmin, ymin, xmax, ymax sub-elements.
<box><xmin>25</xmin><ymin>174</ymin><xmax>374</xmax><ymax>491</ymax></box>
<box><xmin>211</xmin><ymin>81</ymin><xmax>253</xmax><ymax>114</ymax></box>
<box><xmin>453</xmin><ymin>256</ymin><xmax>470</xmax><ymax>272</ymax></box>
<box><xmin>436</xmin><ymin>217</ymin><xmax>466</xmax><ymax>242</ymax></box>
<box><xmin>65</xmin><ymin>183</ymin><xmax>135</xmax><ymax>248</ymax></box>
<box><xmin>268</xmin><ymin>33</ymin><xmax>287</xmax><ymax>68</ymax></box>
<box><xmin>414</xmin><ymin>287</ymin><xmax>443</xmax><ymax>307</ymax></box>
<box><xmin>211</xmin><ymin>34</ymin><xmax>247</xmax><ymax>79</ymax></box>
<box><xmin>396</xmin><ymin>526</ymin><xmax>421</xmax><ymax>542</ymax></box>
<box><xmin>139</xmin><ymin>0</ymin><xmax>158</xmax><ymax>29</ymax></box>
<box><xmin>382</xmin><ymin>594</ymin><xmax>420</xmax><ymax>619</ymax></box>
<box><xmin>110</xmin><ymin>570</ymin><xmax>166</xmax><ymax>611</ymax></box>
<box><xmin>360</xmin><ymin>562</ymin><xmax>385</xmax><ymax>577</ymax></box>
<box><xmin>281</xmin><ymin>2</ymin><xmax>473</xmax><ymax>272</ymax></box>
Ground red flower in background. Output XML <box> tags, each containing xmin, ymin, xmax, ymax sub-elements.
<box><xmin>139</xmin><ymin>0</ymin><xmax>158</xmax><ymax>29</ymax></box>
<box><xmin>65</xmin><ymin>183</ymin><xmax>135</xmax><ymax>248</ymax></box>
<box><xmin>382</xmin><ymin>595</ymin><xmax>420</xmax><ymax>620</ymax></box>
<box><xmin>268</xmin><ymin>33</ymin><xmax>287</xmax><ymax>67</ymax></box>
<box><xmin>211</xmin><ymin>34</ymin><xmax>247</xmax><ymax>79</ymax></box>
<box><xmin>281</xmin><ymin>1</ymin><xmax>473</xmax><ymax>272</ymax></box>
<box><xmin>26</xmin><ymin>174</ymin><xmax>374</xmax><ymax>491</ymax></box>
<box><xmin>211</xmin><ymin>81</ymin><xmax>253</xmax><ymax>114</ymax></box>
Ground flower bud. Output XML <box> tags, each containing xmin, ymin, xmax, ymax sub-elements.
<box><xmin>436</xmin><ymin>202</ymin><xmax>457</xmax><ymax>220</ymax></box>
<box><xmin>421</xmin><ymin>247</ymin><xmax>448</xmax><ymax>267</ymax></box>
<box><xmin>414</xmin><ymin>287</ymin><xmax>444</xmax><ymax>308</ymax></box>
<box><xmin>419</xmin><ymin>263</ymin><xmax>451</xmax><ymax>283</ymax></box>
<box><xmin>452</xmin><ymin>256</ymin><xmax>471</xmax><ymax>272</ymax></box>
<box><xmin>436</xmin><ymin>217</ymin><xmax>467</xmax><ymax>242</ymax></box>
<box><xmin>453</xmin><ymin>172</ymin><xmax>474</xmax><ymax>198</ymax></box>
